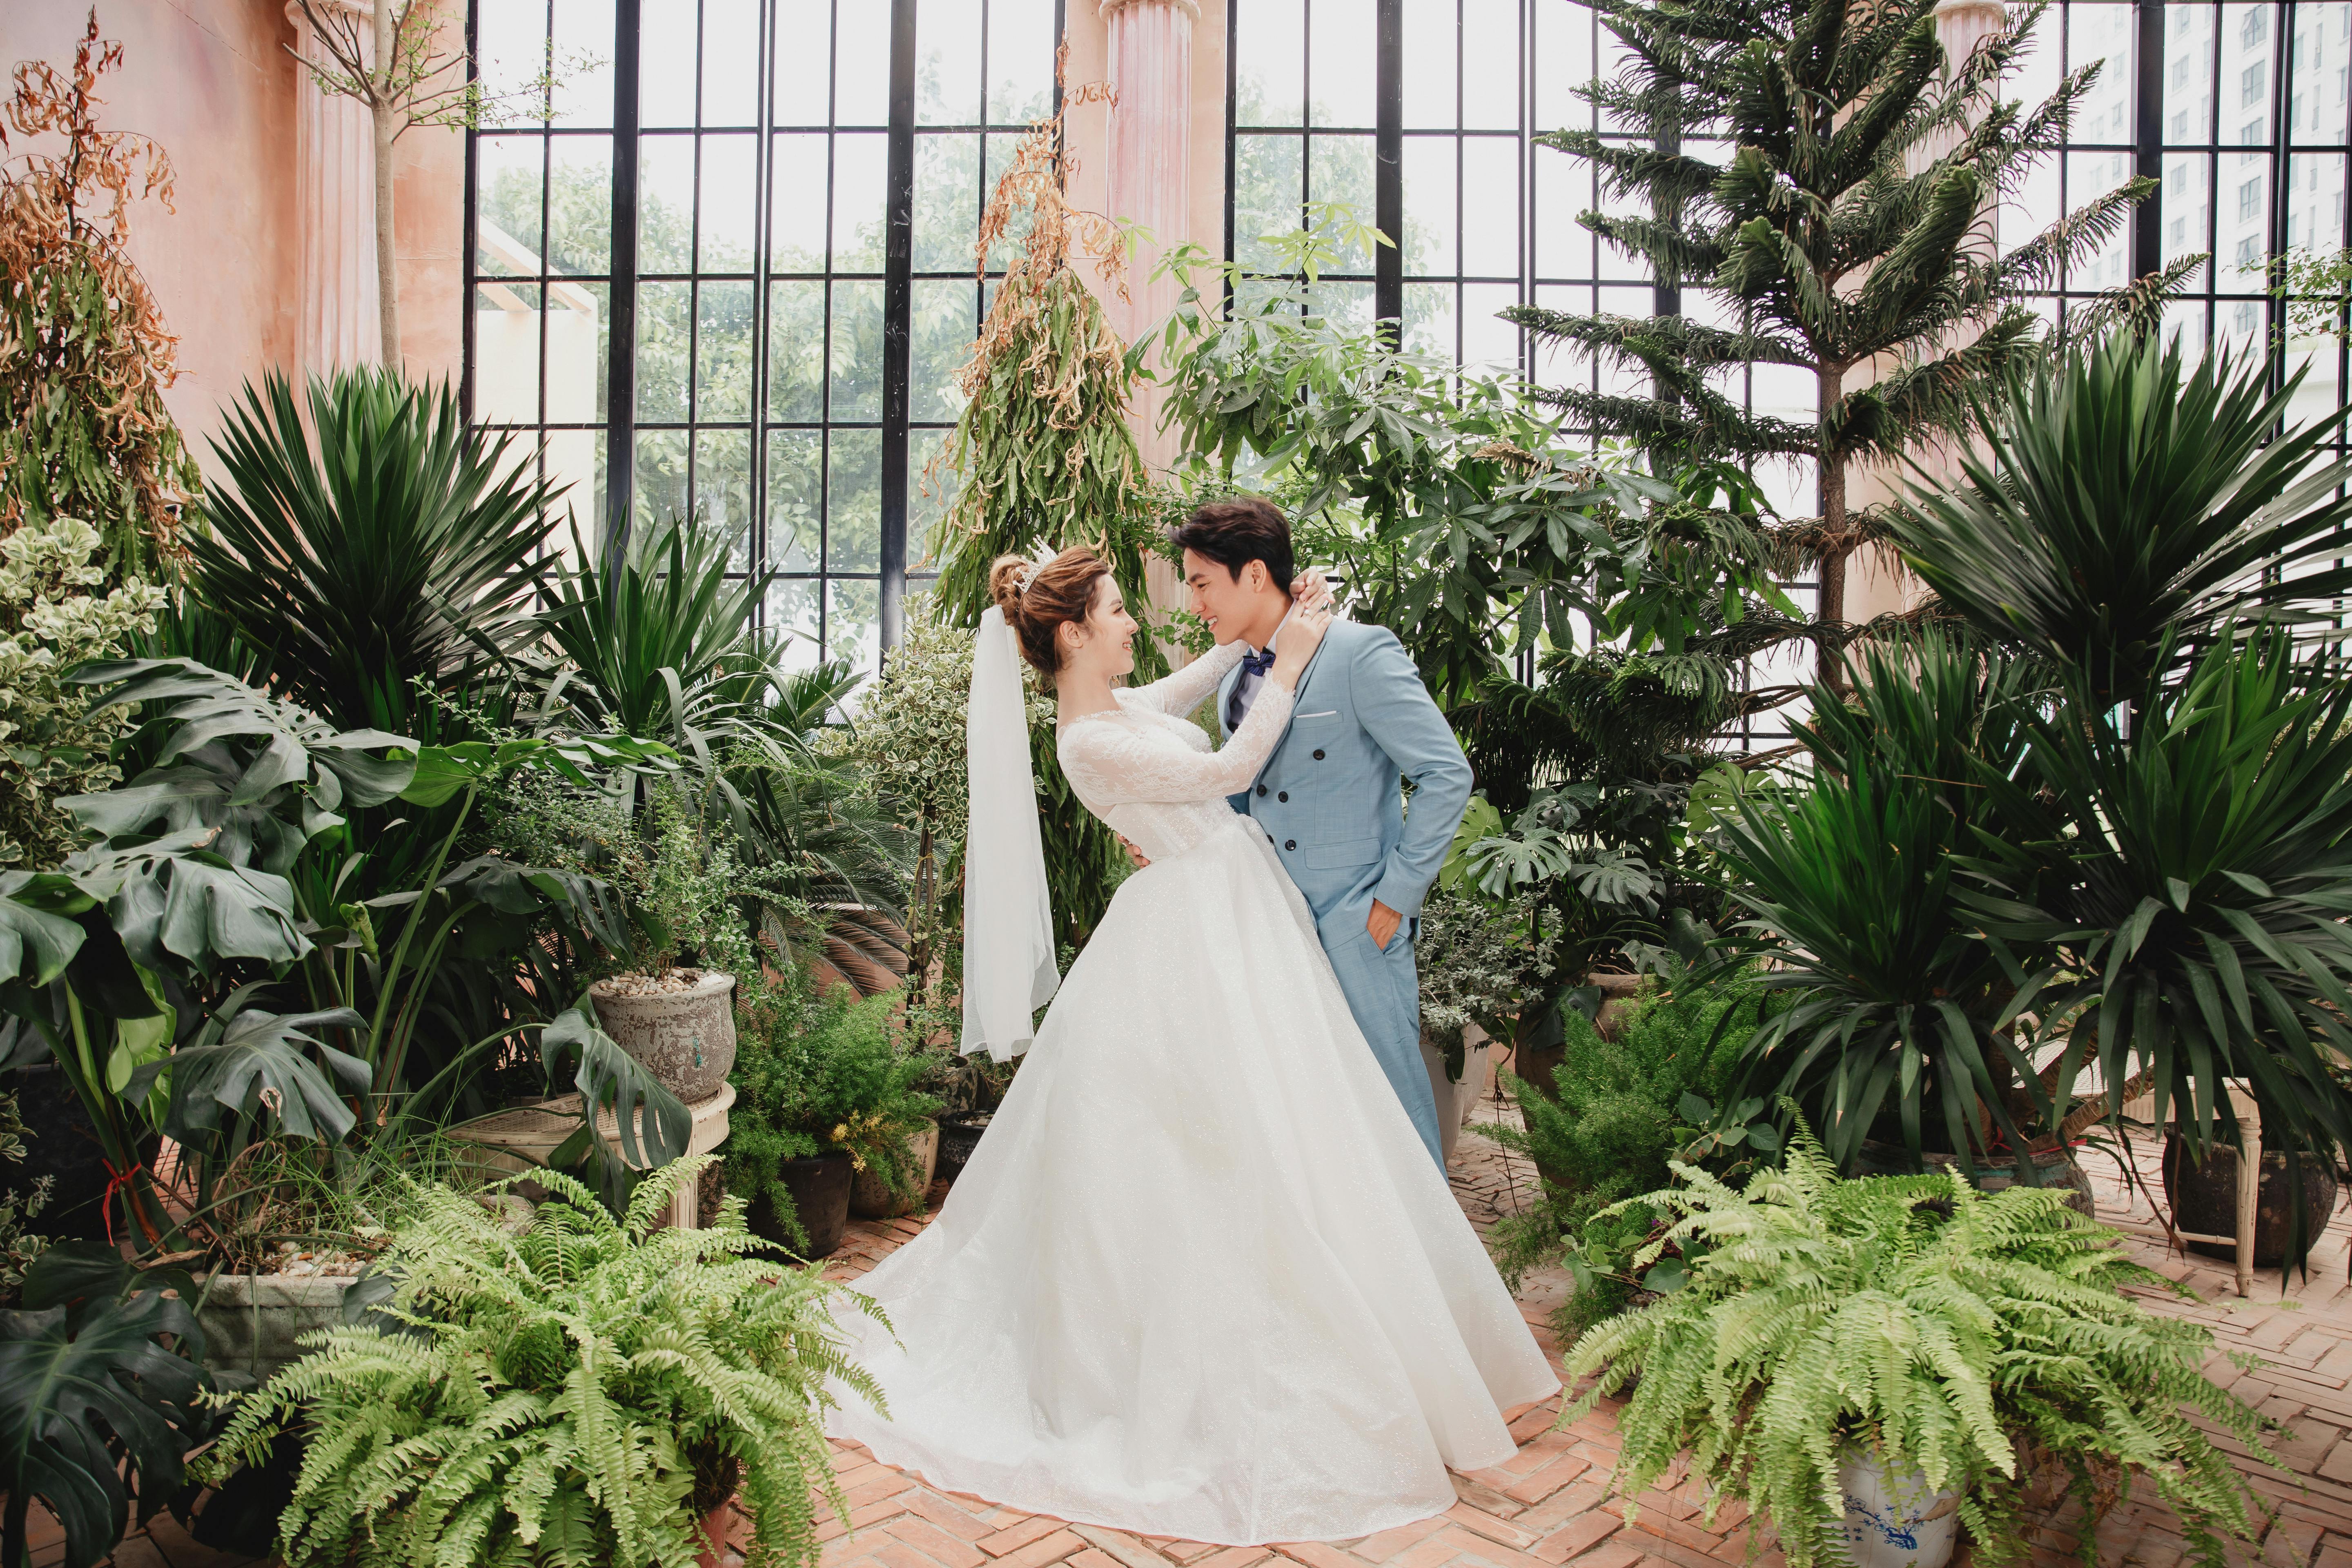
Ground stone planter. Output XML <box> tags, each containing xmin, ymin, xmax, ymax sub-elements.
<box><xmin>197</xmin><ymin>1272</ymin><xmax>357</xmax><ymax>1384</ymax></box>
<box><xmin>446</xmin><ymin>1085</ymin><xmax>735</xmax><ymax>1231</ymax></box>
<box><xmin>850</xmin><ymin>1119</ymin><xmax>939</xmax><ymax>1219</ymax></box>
<box><xmin>1839</xmin><ymin>1449</ymin><xmax>1960</xmax><ymax>1568</ymax></box>
<box><xmin>1419</xmin><ymin>1022</ymin><xmax>1495</xmax><ymax>1166</ymax></box>
<box><xmin>589</xmin><ymin>969</ymin><xmax>737</xmax><ymax>1101</ymax></box>
<box><xmin>2161</xmin><ymin>1136</ymin><xmax>2341</xmax><ymax>1266</ymax></box>
<box><xmin>936</xmin><ymin>1111</ymin><xmax>993</xmax><ymax>1185</ymax></box>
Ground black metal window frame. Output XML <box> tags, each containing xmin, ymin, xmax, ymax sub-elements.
<box><xmin>463</xmin><ymin>0</ymin><xmax>1065</xmax><ymax>668</ymax></box>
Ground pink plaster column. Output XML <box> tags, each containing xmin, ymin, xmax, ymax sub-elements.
<box><xmin>1098</xmin><ymin>0</ymin><xmax>1197</xmax><ymax>472</ymax></box>
<box><xmin>287</xmin><ymin>1</ymin><xmax>383</xmax><ymax>373</ymax></box>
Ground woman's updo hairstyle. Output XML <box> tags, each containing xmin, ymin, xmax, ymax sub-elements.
<box><xmin>989</xmin><ymin>547</ymin><xmax>1112</xmax><ymax>684</ymax></box>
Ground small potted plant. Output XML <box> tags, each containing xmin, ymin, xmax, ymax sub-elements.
<box><xmin>725</xmin><ymin>978</ymin><xmax>941</xmax><ymax>1256</ymax></box>
<box><xmin>1415</xmin><ymin>883</ymin><xmax>1559</xmax><ymax>1162</ymax></box>
<box><xmin>1559</xmin><ymin>1124</ymin><xmax>2277</xmax><ymax>1568</ymax></box>
<box><xmin>193</xmin><ymin>1157</ymin><xmax>882</xmax><ymax>1568</ymax></box>
<box><xmin>590</xmin><ymin>793</ymin><xmax>754</xmax><ymax>1102</ymax></box>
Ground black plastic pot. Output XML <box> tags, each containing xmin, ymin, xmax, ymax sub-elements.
<box><xmin>9</xmin><ymin>1062</ymin><xmax>129</xmax><ymax>1243</ymax></box>
<box><xmin>2160</xmin><ymin>1136</ymin><xmax>2340</xmax><ymax>1267</ymax></box>
<box><xmin>1857</xmin><ymin>1140</ymin><xmax>2096</xmax><ymax>1216</ymax></box>
<box><xmin>747</xmin><ymin>1152</ymin><xmax>853</xmax><ymax>1259</ymax></box>
<box><xmin>936</xmin><ymin>1111</ymin><xmax>993</xmax><ymax>1185</ymax></box>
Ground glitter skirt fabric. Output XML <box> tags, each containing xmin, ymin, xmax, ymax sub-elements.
<box><xmin>825</xmin><ymin>812</ymin><xmax>1560</xmax><ymax>1545</ymax></box>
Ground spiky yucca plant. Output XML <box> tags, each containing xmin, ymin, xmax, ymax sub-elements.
<box><xmin>1563</xmin><ymin>1129</ymin><xmax>2275</xmax><ymax>1568</ymax></box>
<box><xmin>195</xmin><ymin>1158</ymin><xmax>884</xmax><ymax>1568</ymax></box>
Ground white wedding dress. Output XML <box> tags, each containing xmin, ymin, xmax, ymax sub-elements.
<box><xmin>825</xmin><ymin>641</ymin><xmax>1559</xmax><ymax>1546</ymax></box>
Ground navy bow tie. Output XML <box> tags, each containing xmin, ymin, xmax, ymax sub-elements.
<box><xmin>1239</xmin><ymin>646</ymin><xmax>1277</xmax><ymax>678</ymax></box>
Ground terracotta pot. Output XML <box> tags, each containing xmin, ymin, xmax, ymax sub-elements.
<box><xmin>2160</xmin><ymin>1136</ymin><xmax>2341</xmax><ymax>1266</ymax></box>
<box><xmin>850</xmin><ymin>1119</ymin><xmax>939</xmax><ymax>1218</ymax></box>
<box><xmin>937</xmin><ymin>1111</ymin><xmax>993</xmax><ymax>1185</ymax></box>
<box><xmin>748</xmin><ymin>1151</ymin><xmax>853</xmax><ymax>1258</ymax></box>
<box><xmin>689</xmin><ymin>1446</ymin><xmax>741</xmax><ymax>1568</ymax></box>
<box><xmin>588</xmin><ymin>969</ymin><xmax>737</xmax><ymax>1101</ymax></box>
<box><xmin>695</xmin><ymin>1503</ymin><xmax>737</xmax><ymax>1568</ymax></box>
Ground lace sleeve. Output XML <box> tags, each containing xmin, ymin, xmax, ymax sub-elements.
<box><xmin>1060</xmin><ymin>682</ymin><xmax>1296</xmax><ymax>806</ymax></box>
<box><xmin>1121</xmin><ymin>639</ymin><xmax>1246</xmax><ymax>717</ymax></box>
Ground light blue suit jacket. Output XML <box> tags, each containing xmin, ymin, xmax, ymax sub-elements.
<box><xmin>1217</xmin><ymin>619</ymin><xmax>1473</xmax><ymax>945</ymax></box>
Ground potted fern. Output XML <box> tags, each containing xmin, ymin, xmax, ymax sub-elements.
<box><xmin>193</xmin><ymin>1157</ymin><xmax>883</xmax><ymax>1568</ymax></box>
<box><xmin>1561</xmin><ymin>1127</ymin><xmax>2278</xmax><ymax>1568</ymax></box>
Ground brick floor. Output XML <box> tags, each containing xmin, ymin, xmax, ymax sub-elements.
<box><xmin>48</xmin><ymin>1084</ymin><xmax>2352</xmax><ymax>1567</ymax></box>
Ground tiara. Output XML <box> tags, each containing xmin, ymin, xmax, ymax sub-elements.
<box><xmin>1014</xmin><ymin>545</ymin><xmax>1056</xmax><ymax>594</ymax></box>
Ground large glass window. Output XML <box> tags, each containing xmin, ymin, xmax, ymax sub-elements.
<box><xmin>465</xmin><ymin>0</ymin><xmax>1061</xmax><ymax>674</ymax></box>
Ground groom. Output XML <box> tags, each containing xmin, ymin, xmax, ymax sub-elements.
<box><xmin>1172</xmin><ymin>497</ymin><xmax>1472</xmax><ymax>1169</ymax></box>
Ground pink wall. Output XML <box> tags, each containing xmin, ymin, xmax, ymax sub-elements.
<box><xmin>0</xmin><ymin>0</ymin><xmax>465</xmax><ymax>486</ymax></box>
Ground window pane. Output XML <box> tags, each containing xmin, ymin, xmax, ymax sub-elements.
<box><xmin>2292</xmin><ymin>3</ymin><xmax>2352</xmax><ymax>145</ymax></box>
<box><xmin>2221</xmin><ymin>4</ymin><xmax>2279</xmax><ymax>149</ymax></box>
<box><xmin>476</xmin><ymin>136</ymin><xmax>544</xmax><ymax>275</ymax></box>
<box><xmin>768</xmin><ymin>431</ymin><xmax>822</xmax><ymax>572</ymax></box>
<box><xmin>702</xmin><ymin>0</ymin><xmax>761</xmax><ymax>126</ymax></box>
<box><xmin>827</xmin><ymin>430</ymin><xmax>882</xmax><ymax>572</ymax></box>
<box><xmin>549</xmin><ymin>280</ymin><xmax>609</xmax><ymax>423</ymax></box>
<box><xmin>548</xmin><ymin>137</ymin><xmax>613</xmax><ymax>276</ymax></box>
<box><xmin>638</xmin><ymin>134</ymin><xmax>696</xmax><ymax>272</ymax></box>
<box><xmin>635</xmin><ymin>427</ymin><xmax>689</xmax><ymax>527</ymax></box>
<box><xmin>915</xmin><ymin>133</ymin><xmax>983</xmax><ymax>272</ymax></box>
<box><xmin>827</xmin><ymin>578</ymin><xmax>882</xmax><ymax>674</ymax></box>
<box><xmin>1403</xmin><ymin>137</ymin><xmax>1458</xmax><ymax>277</ymax></box>
<box><xmin>473</xmin><ymin>283</ymin><xmax>542</xmax><ymax>424</ymax></box>
<box><xmin>774</xmin><ymin>0</ymin><xmax>833</xmax><ymax>123</ymax></box>
<box><xmin>1403</xmin><ymin>281</ymin><xmax>1456</xmax><ymax>358</ymax></box>
<box><xmin>477</xmin><ymin>0</ymin><xmax>552</xmax><ymax>110</ymax></box>
<box><xmin>833</xmin><ymin>132</ymin><xmax>890</xmax><ymax>271</ymax></box>
<box><xmin>769</xmin><ymin>278</ymin><xmax>826</xmax><ymax>422</ymax></box>
<box><xmin>1237</xmin><ymin>0</ymin><xmax>1306</xmax><ymax>126</ymax></box>
<box><xmin>1461</xmin><ymin>135</ymin><xmax>1519</xmax><ymax>277</ymax></box>
<box><xmin>697</xmin><ymin>132</ymin><xmax>759</xmax><ymax>271</ymax></box>
<box><xmin>693</xmin><ymin>428</ymin><xmax>753</xmax><ymax>561</ymax></box>
<box><xmin>1462</xmin><ymin>0</ymin><xmax>1520</xmax><ymax>130</ymax></box>
<box><xmin>551</xmin><ymin>0</ymin><xmax>616</xmax><ymax>128</ymax></box>
<box><xmin>829</xmin><ymin>279</ymin><xmax>885</xmax><ymax>421</ymax></box>
<box><xmin>543</xmin><ymin>430</ymin><xmax>607</xmax><ymax>541</ymax></box>
<box><xmin>989</xmin><ymin>0</ymin><xmax>1058</xmax><ymax>124</ymax></box>
<box><xmin>695</xmin><ymin>279</ymin><xmax>755</xmax><ymax>421</ymax></box>
<box><xmin>836</xmin><ymin>2</ymin><xmax>893</xmax><ymax>126</ymax></box>
<box><xmin>640</xmin><ymin>0</ymin><xmax>698</xmax><ymax>127</ymax></box>
<box><xmin>1234</xmin><ymin>134</ymin><xmax>1304</xmax><ymax>269</ymax></box>
<box><xmin>771</xmin><ymin>133</ymin><xmax>829</xmax><ymax>272</ymax></box>
<box><xmin>912</xmin><ymin>278</ymin><xmax>978</xmax><ymax>422</ymax></box>
<box><xmin>1310</xmin><ymin>0</ymin><xmax>1379</xmax><ymax>126</ymax></box>
<box><xmin>1309</xmin><ymin>135</ymin><xmax>1379</xmax><ymax>266</ymax></box>
<box><xmin>1402</xmin><ymin>0</ymin><xmax>1458</xmax><ymax>130</ymax></box>
<box><xmin>917</xmin><ymin>0</ymin><xmax>983</xmax><ymax>125</ymax></box>
<box><xmin>636</xmin><ymin>279</ymin><xmax>691</xmax><ymax>423</ymax></box>
<box><xmin>767</xmin><ymin>579</ymin><xmax>824</xmax><ymax>668</ymax></box>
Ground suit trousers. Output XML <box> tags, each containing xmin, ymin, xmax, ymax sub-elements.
<box><xmin>1319</xmin><ymin>918</ymin><xmax>1444</xmax><ymax>1169</ymax></box>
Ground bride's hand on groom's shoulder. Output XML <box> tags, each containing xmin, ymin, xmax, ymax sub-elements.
<box><xmin>1290</xmin><ymin>570</ymin><xmax>1335</xmax><ymax>617</ymax></box>
<box><xmin>1272</xmin><ymin>604</ymin><xmax>1332</xmax><ymax>683</ymax></box>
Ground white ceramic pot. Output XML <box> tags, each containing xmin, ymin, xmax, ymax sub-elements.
<box><xmin>1419</xmin><ymin>1023</ymin><xmax>1493</xmax><ymax>1166</ymax></box>
<box><xmin>1838</xmin><ymin>1448</ymin><xmax>1960</xmax><ymax>1568</ymax></box>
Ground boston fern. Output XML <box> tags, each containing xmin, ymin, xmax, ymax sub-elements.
<box><xmin>1564</xmin><ymin>1130</ymin><xmax>2275</xmax><ymax>1568</ymax></box>
<box><xmin>194</xmin><ymin>1158</ymin><xmax>884</xmax><ymax>1568</ymax></box>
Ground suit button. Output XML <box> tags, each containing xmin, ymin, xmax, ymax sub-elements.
<box><xmin>1312</xmin><ymin>749</ymin><xmax>1325</xmax><ymax>760</ymax></box>
<box><xmin>1255</xmin><ymin>784</ymin><xmax>1267</xmax><ymax>797</ymax></box>
<box><xmin>1278</xmin><ymin>791</ymin><xmax>1289</xmax><ymax>802</ymax></box>
<box><xmin>1285</xmin><ymin>839</ymin><xmax>1296</xmax><ymax>851</ymax></box>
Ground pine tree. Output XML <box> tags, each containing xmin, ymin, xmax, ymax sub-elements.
<box><xmin>1506</xmin><ymin>0</ymin><xmax>2184</xmax><ymax>676</ymax></box>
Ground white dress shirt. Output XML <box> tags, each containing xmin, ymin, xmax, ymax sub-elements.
<box><xmin>1228</xmin><ymin>604</ymin><xmax>1296</xmax><ymax>731</ymax></box>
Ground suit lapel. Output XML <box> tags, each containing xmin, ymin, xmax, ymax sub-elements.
<box><xmin>1216</xmin><ymin>659</ymin><xmax>1245</xmax><ymax>742</ymax></box>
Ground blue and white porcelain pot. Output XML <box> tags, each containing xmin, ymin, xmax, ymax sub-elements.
<box><xmin>1838</xmin><ymin>1448</ymin><xmax>1961</xmax><ymax>1568</ymax></box>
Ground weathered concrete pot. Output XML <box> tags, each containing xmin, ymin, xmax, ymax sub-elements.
<box><xmin>2161</xmin><ymin>1136</ymin><xmax>2341</xmax><ymax>1265</ymax></box>
<box><xmin>1859</xmin><ymin>1139</ymin><xmax>2097</xmax><ymax>1217</ymax></box>
<box><xmin>197</xmin><ymin>1272</ymin><xmax>355</xmax><ymax>1383</ymax></box>
<box><xmin>850</xmin><ymin>1120</ymin><xmax>939</xmax><ymax>1219</ymax></box>
<box><xmin>589</xmin><ymin>969</ymin><xmax>737</xmax><ymax>1101</ymax></box>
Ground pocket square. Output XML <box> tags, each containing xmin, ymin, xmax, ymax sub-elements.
<box><xmin>1296</xmin><ymin>710</ymin><xmax>1339</xmax><ymax>719</ymax></box>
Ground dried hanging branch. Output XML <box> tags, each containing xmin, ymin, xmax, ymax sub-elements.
<box><xmin>927</xmin><ymin>45</ymin><xmax>1163</xmax><ymax>675</ymax></box>
<box><xmin>0</xmin><ymin>8</ymin><xmax>196</xmax><ymax>577</ymax></box>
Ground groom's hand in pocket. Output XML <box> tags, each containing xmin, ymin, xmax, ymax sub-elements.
<box><xmin>1368</xmin><ymin>899</ymin><xmax>1402</xmax><ymax>951</ymax></box>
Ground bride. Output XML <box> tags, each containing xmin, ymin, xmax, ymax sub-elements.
<box><xmin>825</xmin><ymin>546</ymin><xmax>1559</xmax><ymax>1546</ymax></box>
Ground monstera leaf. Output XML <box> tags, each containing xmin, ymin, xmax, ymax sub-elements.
<box><xmin>539</xmin><ymin>1003</ymin><xmax>692</xmax><ymax>1172</ymax></box>
<box><xmin>0</xmin><ymin>871</ymin><xmax>89</xmax><ymax>989</ymax></box>
<box><xmin>59</xmin><ymin>830</ymin><xmax>309</xmax><ymax>976</ymax></box>
<box><xmin>368</xmin><ymin>853</ymin><xmax>633</xmax><ymax>956</ymax></box>
<box><xmin>0</xmin><ymin>1290</ymin><xmax>213</xmax><ymax>1568</ymax></box>
<box><xmin>134</xmin><ymin>988</ymin><xmax>369</xmax><ymax>1145</ymax></box>
<box><xmin>398</xmin><ymin>733</ymin><xmax>676</xmax><ymax>809</ymax></box>
<box><xmin>62</xmin><ymin>660</ymin><xmax>417</xmax><ymax>877</ymax></box>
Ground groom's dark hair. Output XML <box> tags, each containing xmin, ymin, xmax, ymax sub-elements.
<box><xmin>1171</xmin><ymin>497</ymin><xmax>1294</xmax><ymax>591</ymax></box>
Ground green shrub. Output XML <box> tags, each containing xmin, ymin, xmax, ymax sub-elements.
<box><xmin>1562</xmin><ymin>1129</ymin><xmax>2277</xmax><ymax>1568</ymax></box>
<box><xmin>723</xmin><ymin>977</ymin><xmax>941</xmax><ymax>1248</ymax></box>
<box><xmin>1489</xmin><ymin>967</ymin><xmax>1779</xmax><ymax>1334</ymax></box>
